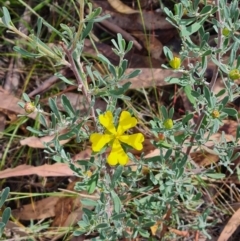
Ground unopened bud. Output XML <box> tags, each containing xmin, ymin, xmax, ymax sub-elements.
<box><xmin>24</xmin><ymin>102</ymin><xmax>35</xmax><ymax>114</ymax></box>
<box><xmin>229</xmin><ymin>69</ymin><xmax>240</xmax><ymax>80</ymax></box>
<box><xmin>158</xmin><ymin>133</ymin><xmax>165</xmax><ymax>141</ymax></box>
<box><xmin>222</xmin><ymin>27</ymin><xmax>230</xmax><ymax>37</ymax></box>
<box><xmin>163</xmin><ymin>119</ymin><xmax>174</xmax><ymax>130</ymax></box>
<box><xmin>169</xmin><ymin>57</ymin><xmax>181</xmax><ymax>69</ymax></box>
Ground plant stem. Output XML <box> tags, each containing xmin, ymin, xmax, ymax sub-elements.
<box><xmin>186</xmin><ymin>0</ymin><xmax>223</xmax><ymax>161</ymax></box>
<box><xmin>70</xmin><ymin>0</ymin><xmax>85</xmax><ymax>53</ymax></box>
<box><xmin>8</xmin><ymin>24</ymin><xmax>70</xmax><ymax>66</ymax></box>
<box><xmin>61</xmin><ymin>43</ymin><xmax>98</xmax><ymax>131</ymax></box>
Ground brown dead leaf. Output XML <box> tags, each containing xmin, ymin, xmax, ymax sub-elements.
<box><xmin>131</xmin><ymin>31</ymin><xmax>163</xmax><ymax>60</ymax></box>
<box><xmin>218</xmin><ymin>207</ymin><xmax>240</xmax><ymax>241</ymax></box>
<box><xmin>0</xmin><ymin>148</ymin><xmax>92</xmax><ymax>179</ymax></box>
<box><xmin>12</xmin><ymin>196</ymin><xmax>59</xmax><ymax>220</ymax></box>
<box><xmin>95</xmin><ymin>1</ymin><xmax>173</xmax><ymax>31</ymax></box>
<box><xmin>20</xmin><ymin>129</ymin><xmax>72</xmax><ymax>148</ymax></box>
<box><xmin>123</xmin><ymin>68</ymin><xmax>181</xmax><ymax>89</ymax></box>
<box><xmin>0</xmin><ymin>163</ymin><xmax>75</xmax><ymax>179</ymax></box>
<box><xmin>150</xmin><ymin>221</ymin><xmax>161</xmax><ymax>236</ymax></box>
<box><xmin>107</xmin><ymin>0</ymin><xmax>138</xmax><ymax>14</ymax></box>
<box><xmin>47</xmin><ymin>182</ymin><xmax>98</xmax><ymax>241</ymax></box>
<box><xmin>168</xmin><ymin>227</ymin><xmax>190</xmax><ymax>237</ymax></box>
<box><xmin>51</xmin><ymin>181</ymin><xmax>82</xmax><ymax>227</ymax></box>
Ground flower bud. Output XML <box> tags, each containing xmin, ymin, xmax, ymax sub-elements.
<box><xmin>169</xmin><ymin>57</ymin><xmax>181</xmax><ymax>69</ymax></box>
<box><xmin>24</xmin><ymin>102</ymin><xmax>35</xmax><ymax>114</ymax></box>
<box><xmin>163</xmin><ymin>119</ymin><xmax>174</xmax><ymax>129</ymax></box>
<box><xmin>229</xmin><ymin>69</ymin><xmax>240</xmax><ymax>80</ymax></box>
<box><xmin>222</xmin><ymin>27</ymin><xmax>230</xmax><ymax>37</ymax></box>
<box><xmin>211</xmin><ymin>110</ymin><xmax>220</xmax><ymax>119</ymax></box>
<box><xmin>158</xmin><ymin>133</ymin><xmax>165</xmax><ymax>141</ymax></box>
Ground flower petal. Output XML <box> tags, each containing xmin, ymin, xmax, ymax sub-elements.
<box><xmin>107</xmin><ymin>140</ymin><xmax>129</xmax><ymax>166</ymax></box>
<box><xmin>90</xmin><ymin>133</ymin><xmax>113</xmax><ymax>152</ymax></box>
<box><xmin>99</xmin><ymin>111</ymin><xmax>117</xmax><ymax>134</ymax></box>
<box><xmin>119</xmin><ymin>133</ymin><xmax>144</xmax><ymax>150</ymax></box>
<box><xmin>117</xmin><ymin>111</ymin><xmax>138</xmax><ymax>135</ymax></box>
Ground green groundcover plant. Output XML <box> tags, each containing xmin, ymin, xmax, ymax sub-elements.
<box><xmin>1</xmin><ymin>0</ymin><xmax>240</xmax><ymax>239</ymax></box>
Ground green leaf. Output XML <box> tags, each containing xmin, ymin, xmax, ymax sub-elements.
<box><xmin>215</xmin><ymin>89</ymin><xmax>226</xmax><ymax>98</ymax></box>
<box><xmin>2</xmin><ymin>207</ymin><xmax>11</xmax><ymax>224</ymax></box>
<box><xmin>111</xmin><ymin>212</ymin><xmax>126</xmax><ymax>220</ymax></box>
<box><xmin>61</xmin><ymin>94</ymin><xmax>76</xmax><ymax>118</ymax></box>
<box><xmin>120</xmin><ymin>59</ymin><xmax>128</xmax><ymax>76</ymax></box>
<box><xmin>109</xmin><ymin>82</ymin><xmax>131</xmax><ymax>96</ymax></box>
<box><xmin>222</xmin><ymin>108</ymin><xmax>237</xmax><ymax>117</ymax></box>
<box><xmin>88</xmin><ymin>7</ymin><xmax>102</xmax><ymax>20</ymax></box>
<box><xmin>22</xmin><ymin>93</ymin><xmax>31</xmax><ymax>102</ymax></box>
<box><xmin>126</xmin><ymin>41</ymin><xmax>133</xmax><ymax>53</ymax></box>
<box><xmin>94</xmin><ymin>14</ymin><xmax>111</xmax><ymax>22</ymax></box>
<box><xmin>109</xmin><ymin>64</ymin><xmax>117</xmax><ymax>78</ymax></box>
<box><xmin>81</xmin><ymin>198</ymin><xmax>98</xmax><ymax>207</ymax></box>
<box><xmin>229</xmin><ymin>41</ymin><xmax>239</xmax><ymax>66</ymax></box>
<box><xmin>110</xmin><ymin>190</ymin><xmax>121</xmax><ymax>214</ymax></box>
<box><xmin>211</xmin><ymin>55</ymin><xmax>228</xmax><ymax>74</ymax></box>
<box><xmin>87</xmin><ymin>173</ymin><xmax>98</xmax><ymax>194</ymax></box>
<box><xmin>26</xmin><ymin>126</ymin><xmax>42</xmax><ymax>135</ymax></box>
<box><xmin>37</xmin><ymin>17</ymin><xmax>43</xmax><ymax>38</ymax></box>
<box><xmin>203</xmin><ymin>85</ymin><xmax>212</xmax><ymax>107</ymax></box>
<box><xmin>205</xmin><ymin>173</ymin><xmax>225</xmax><ymax>179</ymax></box>
<box><xmin>200</xmin><ymin>5</ymin><xmax>212</xmax><ymax>15</ymax></box>
<box><xmin>39</xmin><ymin>114</ymin><xmax>48</xmax><ymax>128</ymax></box>
<box><xmin>0</xmin><ymin>187</ymin><xmax>10</xmax><ymax>208</ymax></box>
<box><xmin>81</xmin><ymin>21</ymin><xmax>94</xmax><ymax>40</ymax></box>
<box><xmin>181</xmin><ymin>16</ymin><xmax>208</xmax><ymax>37</ymax></box>
<box><xmin>111</xmin><ymin>165</ymin><xmax>123</xmax><ymax>188</ymax></box>
<box><xmin>2</xmin><ymin>7</ymin><xmax>11</xmax><ymax>27</ymax></box>
<box><xmin>220</xmin><ymin>96</ymin><xmax>229</xmax><ymax>107</ymax></box>
<box><xmin>95</xmin><ymin>223</ymin><xmax>109</xmax><ymax>229</ymax></box>
<box><xmin>182</xmin><ymin>113</ymin><xmax>194</xmax><ymax>125</ymax></box>
<box><xmin>138</xmin><ymin>228</ymin><xmax>150</xmax><ymax>238</ymax></box>
<box><xmin>236</xmin><ymin>125</ymin><xmax>240</xmax><ymax>140</ymax></box>
<box><xmin>193</xmin><ymin>0</ymin><xmax>201</xmax><ymax>11</ymax></box>
<box><xmin>49</xmin><ymin>97</ymin><xmax>61</xmax><ymax>120</ymax></box>
<box><xmin>125</xmin><ymin>69</ymin><xmax>141</xmax><ymax>79</ymax></box>
<box><xmin>184</xmin><ymin>85</ymin><xmax>196</xmax><ymax>106</ymax></box>
<box><xmin>55</xmin><ymin>72</ymin><xmax>75</xmax><ymax>85</ymax></box>
<box><xmin>98</xmin><ymin>54</ymin><xmax>111</xmax><ymax>66</ymax></box>
<box><xmin>160</xmin><ymin>106</ymin><xmax>168</xmax><ymax>119</ymax></box>
<box><xmin>163</xmin><ymin>46</ymin><xmax>173</xmax><ymax>60</ymax></box>
<box><xmin>13</xmin><ymin>46</ymin><xmax>42</xmax><ymax>58</ymax></box>
<box><xmin>168</xmin><ymin>107</ymin><xmax>174</xmax><ymax>119</ymax></box>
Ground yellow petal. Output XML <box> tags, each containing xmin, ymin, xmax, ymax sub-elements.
<box><xmin>119</xmin><ymin>133</ymin><xmax>144</xmax><ymax>150</ymax></box>
<box><xmin>117</xmin><ymin>111</ymin><xmax>138</xmax><ymax>135</ymax></box>
<box><xmin>90</xmin><ymin>133</ymin><xmax>113</xmax><ymax>152</ymax></box>
<box><xmin>107</xmin><ymin>140</ymin><xmax>129</xmax><ymax>166</ymax></box>
<box><xmin>99</xmin><ymin>111</ymin><xmax>117</xmax><ymax>134</ymax></box>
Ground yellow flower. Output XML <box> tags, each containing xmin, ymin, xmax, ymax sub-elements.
<box><xmin>90</xmin><ymin>111</ymin><xmax>144</xmax><ymax>166</ymax></box>
<box><xmin>211</xmin><ymin>110</ymin><xmax>220</xmax><ymax>119</ymax></box>
<box><xmin>169</xmin><ymin>57</ymin><xmax>181</xmax><ymax>69</ymax></box>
